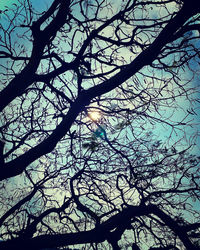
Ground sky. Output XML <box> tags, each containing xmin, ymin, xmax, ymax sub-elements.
<box><xmin>0</xmin><ymin>0</ymin><xmax>18</xmax><ymax>11</ymax></box>
<box><xmin>0</xmin><ymin>0</ymin><xmax>199</xmax><ymax>189</ymax></box>
<box><xmin>0</xmin><ymin>0</ymin><xmax>12</xmax><ymax>9</ymax></box>
<box><xmin>0</xmin><ymin>0</ymin><xmax>54</xmax><ymax>16</ymax></box>
<box><xmin>0</xmin><ymin>0</ymin><xmax>200</xmax><ymax>249</ymax></box>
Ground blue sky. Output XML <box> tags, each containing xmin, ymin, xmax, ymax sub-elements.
<box><xmin>0</xmin><ymin>0</ymin><xmax>14</xmax><ymax>10</ymax></box>
<box><xmin>0</xmin><ymin>1</ymin><xmax>199</xmax><ymax>248</ymax></box>
<box><xmin>1</xmin><ymin>0</ymin><xmax>199</xmax><ymax>180</ymax></box>
<box><xmin>0</xmin><ymin>0</ymin><xmax>53</xmax><ymax>11</ymax></box>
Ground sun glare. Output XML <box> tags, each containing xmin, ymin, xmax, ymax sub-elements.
<box><xmin>89</xmin><ymin>111</ymin><xmax>101</xmax><ymax>121</ymax></box>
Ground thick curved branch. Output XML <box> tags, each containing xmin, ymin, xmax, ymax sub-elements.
<box><xmin>18</xmin><ymin>197</ymin><xmax>72</xmax><ymax>239</ymax></box>
<box><xmin>0</xmin><ymin>173</ymin><xmax>57</xmax><ymax>227</ymax></box>
<box><xmin>0</xmin><ymin>204</ymin><xmax>196</xmax><ymax>250</ymax></box>
<box><xmin>70</xmin><ymin>169</ymin><xmax>100</xmax><ymax>224</ymax></box>
<box><xmin>0</xmin><ymin>187</ymin><xmax>38</xmax><ymax>227</ymax></box>
<box><xmin>152</xmin><ymin>206</ymin><xmax>196</xmax><ymax>250</ymax></box>
<box><xmin>0</xmin><ymin>2</ymin><xmax>198</xmax><ymax>181</ymax></box>
<box><xmin>0</xmin><ymin>0</ymin><xmax>70</xmax><ymax>112</ymax></box>
<box><xmin>0</xmin><ymin>204</ymin><xmax>153</xmax><ymax>250</ymax></box>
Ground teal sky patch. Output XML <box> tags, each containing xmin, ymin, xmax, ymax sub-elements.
<box><xmin>0</xmin><ymin>0</ymin><xmax>18</xmax><ymax>11</ymax></box>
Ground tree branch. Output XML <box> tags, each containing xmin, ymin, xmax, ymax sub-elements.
<box><xmin>0</xmin><ymin>2</ymin><xmax>198</xmax><ymax>181</ymax></box>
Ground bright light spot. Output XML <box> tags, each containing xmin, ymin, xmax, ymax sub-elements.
<box><xmin>89</xmin><ymin>111</ymin><xmax>101</xmax><ymax>121</ymax></box>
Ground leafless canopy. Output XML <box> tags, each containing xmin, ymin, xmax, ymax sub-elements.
<box><xmin>0</xmin><ymin>0</ymin><xmax>200</xmax><ymax>249</ymax></box>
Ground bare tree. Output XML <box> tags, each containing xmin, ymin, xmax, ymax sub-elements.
<box><xmin>0</xmin><ymin>0</ymin><xmax>200</xmax><ymax>249</ymax></box>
